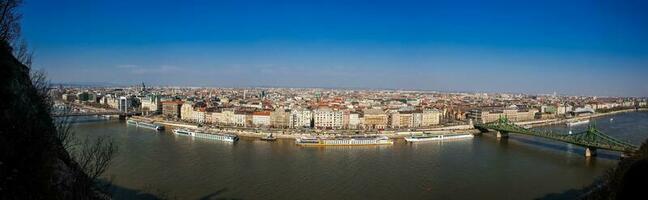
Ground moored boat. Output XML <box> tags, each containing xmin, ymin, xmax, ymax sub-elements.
<box><xmin>127</xmin><ymin>119</ymin><xmax>164</xmax><ymax>131</ymax></box>
<box><xmin>173</xmin><ymin>128</ymin><xmax>239</xmax><ymax>142</ymax></box>
<box><xmin>260</xmin><ymin>133</ymin><xmax>276</xmax><ymax>141</ymax></box>
<box><xmin>126</xmin><ymin>119</ymin><xmax>138</xmax><ymax>125</ymax></box>
<box><xmin>137</xmin><ymin>121</ymin><xmax>165</xmax><ymax>131</ymax></box>
<box><xmin>295</xmin><ymin>135</ymin><xmax>393</xmax><ymax>146</ymax></box>
<box><xmin>404</xmin><ymin>133</ymin><xmax>474</xmax><ymax>142</ymax></box>
<box><xmin>173</xmin><ymin>128</ymin><xmax>191</xmax><ymax>135</ymax></box>
<box><xmin>567</xmin><ymin>119</ymin><xmax>590</xmax><ymax>126</ymax></box>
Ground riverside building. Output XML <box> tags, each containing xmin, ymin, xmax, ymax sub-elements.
<box><xmin>468</xmin><ymin>107</ymin><xmax>538</xmax><ymax>123</ymax></box>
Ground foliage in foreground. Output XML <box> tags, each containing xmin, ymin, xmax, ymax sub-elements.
<box><xmin>0</xmin><ymin>0</ymin><xmax>117</xmax><ymax>199</ymax></box>
<box><xmin>582</xmin><ymin>139</ymin><xmax>648</xmax><ymax>199</ymax></box>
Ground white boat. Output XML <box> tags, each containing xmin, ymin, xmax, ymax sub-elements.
<box><xmin>173</xmin><ymin>129</ymin><xmax>239</xmax><ymax>142</ymax></box>
<box><xmin>138</xmin><ymin>121</ymin><xmax>165</xmax><ymax>131</ymax></box>
<box><xmin>566</xmin><ymin>119</ymin><xmax>590</xmax><ymax>126</ymax></box>
<box><xmin>127</xmin><ymin>119</ymin><xmax>164</xmax><ymax>131</ymax></box>
<box><xmin>260</xmin><ymin>133</ymin><xmax>277</xmax><ymax>141</ymax></box>
<box><xmin>126</xmin><ymin>119</ymin><xmax>138</xmax><ymax>125</ymax></box>
<box><xmin>405</xmin><ymin>133</ymin><xmax>474</xmax><ymax>142</ymax></box>
<box><xmin>295</xmin><ymin>135</ymin><xmax>393</xmax><ymax>146</ymax></box>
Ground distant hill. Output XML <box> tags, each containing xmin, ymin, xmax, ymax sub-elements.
<box><xmin>51</xmin><ymin>82</ymin><xmax>123</xmax><ymax>88</ymax></box>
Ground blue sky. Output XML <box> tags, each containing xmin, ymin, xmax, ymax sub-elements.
<box><xmin>21</xmin><ymin>0</ymin><xmax>648</xmax><ymax>96</ymax></box>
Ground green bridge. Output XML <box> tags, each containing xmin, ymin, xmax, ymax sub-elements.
<box><xmin>474</xmin><ymin>117</ymin><xmax>638</xmax><ymax>157</ymax></box>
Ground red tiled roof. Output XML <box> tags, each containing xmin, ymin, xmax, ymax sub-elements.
<box><xmin>252</xmin><ymin>111</ymin><xmax>271</xmax><ymax>116</ymax></box>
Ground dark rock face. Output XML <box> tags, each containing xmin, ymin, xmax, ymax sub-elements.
<box><xmin>0</xmin><ymin>41</ymin><xmax>97</xmax><ymax>199</ymax></box>
<box><xmin>582</xmin><ymin>140</ymin><xmax>648</xmax><ymax>200</ymax></box>
<box><xmin>616</xmin><ymin>159</ymin><xmax>648</xmax><ymax>199</ymax></box>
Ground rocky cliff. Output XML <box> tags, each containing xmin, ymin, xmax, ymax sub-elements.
<box><xmin>0</xmin><ymin>41</ymin><xmax>101</xmax><ymax>199</ymax></box>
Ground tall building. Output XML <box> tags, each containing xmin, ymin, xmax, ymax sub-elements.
<box><xmin>181</xmin><ymin>101</ymin><xmax>195</xmax><ymax>122</ymax></box>
<box><xmin>233</xmin><ymin>111</ymin><xmax>248</xmax><ymax>127</ymax></box>
<box><xmin>161</xmin><ymin>100</ymin><xmax>183</xmax><ymax>119</ymax></box>
<box><xmin>348</xmin><ymin>112</ymin><xmax>360</xmax><ymax>129</ymax></box>
<box><xmin>421</xmin><ymin>109</ymin><xmax>441</xmax><ymax>126</ymax></box>
<box><xmin>118</xmin><ymin>96</ymin><xmax>131</xmax><ymax>112</ymax></box>
<box><xmin>141</xmin><ymin>94</ymin><xmax>161</xmax><ymax>114</ymax></box>
<box><xmin>270</xmin><ymin>109</ymin><xmax>291</xmax><ymax>128</ymax></box>
<box><xmin>363</xmin><ymin>109</ymin><xmax>388</xmax><ymax>130</ymax></box>
<box><xmin>252</xmin><ymin>111</ymin><xmax>271</xmax><ymax>127</ymax></box>
<box><xmin>220</xmin><ymin>109</ymin><xmax>235</xmax><ymax>125</ymax></box>
<box><xmin>193</xmin><ymin>107</ymin><xmax>207</xmax><ymax>124</ymax></box>
<box><xmin>390</xmin><ymin>110</ymin><xmax>416</xmax><ymax>128</ymax></box>
<box><xmin>468</xmin><ymin>107</ymin><xmax>537</xmax><ymax>123</ymax></box>
<box><xmin>412</xmin><ymin>110</ymin><xmax>423</xmax><ymax>127</ymax></box>
<box><xmin>210</xmin><ymin>111</ymin><xmax>223</xmax><ymax>124</ymax></box>
<box><xmin>313</xmin><ymin>107</ymin><xmax>343</xmax><ymax>129</ymax></box>
<box><xmin>291</xmin><ymin>109</ymin><xmax>312</xmax><ymax>128</ymax></box>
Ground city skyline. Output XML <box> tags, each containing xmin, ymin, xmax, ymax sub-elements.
<box><xmin>22</xmin><ymin>0</ymin><xmax>648</xmax><ymax>96</ymax></box>
<box><xmin>5</xmin><ymin>1</ymin><xmax>648</xmax><ymax>199</ymax></box>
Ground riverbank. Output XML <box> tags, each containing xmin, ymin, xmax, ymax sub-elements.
<box><xmin>517</xmin><ymin>108</ymin><xmax>647</xmax><ymax>128</ymax></box>
<box><xmin>128</xmin><ymin>108</ymin><xmax>645</xmax><ymax>139</ymax></box>
<box><xmin>128</xmin><ymin>116</ymin><xmax>477</xmax><ymax>139</ymax></box>
<box><xmin>75</xmin><ymin>118</ymin><xmax>628</xmax><ymax>200</ymax></box>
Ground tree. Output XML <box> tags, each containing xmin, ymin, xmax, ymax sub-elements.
<box><xmin>1</xmin><ymin>0</ymin><xmax>118</xmax><ymax>198</ymax></box>
<box><xmin>0</xmin><ymin>0</ymin><xmax>31</xmax><ymax>66</ymax></box>
<box><xmin>0</xmin><ymin>0</ymin><xmax>22</xmax><ymax>43</ymax></box>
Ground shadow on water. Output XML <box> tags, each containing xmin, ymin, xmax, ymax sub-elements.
<box><xmin>102</xmin><ymin>179</ymin><xmax>241</xmax><ymax>200</ymax></box>
<box><xmin>57</xmin><ymin>117</ymin><xmax>115</xmax><ymax>124</ymax></box>
<box><xmin>535</xmin><ymin>188</ymin><xmax>586</xmax><ymax>200</ymax></box>
<box><xmin>502</xmin><ymin>135</ymin><xmax>620</xmax><ymax>160</ymax></box>
<box><xmin>198</xmin><ymin>188</ymin><xmax>243</xmax><ymax>200</ymax></box>
<box><xmin>105</xmin><ymin>182</ymin><xmax>164</xmax><ymax>200</ymax></box>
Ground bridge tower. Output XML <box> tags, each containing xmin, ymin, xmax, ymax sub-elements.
<box><xmin>582</xmin><ymin>124</ymin><xmax>598</xmax><ymax>157</ymax></box>
<box><xmin>496</xmin><ymin>131</ymin><xmax>509</xmax><ymax>139</ymax></box>
<box><xmin>585</xmin><ymin>147</ymin><xmax>597</xmax><ymax>157</ymax></box>
<box><xmin>495</xmin><ymin>116</ymin><xmax>509</xmax><ymax>139</ymax></box>
<box><xmin>475</xmin><ymin>115</ymin><xmax>638</xmax><ymax>157</ymax></box>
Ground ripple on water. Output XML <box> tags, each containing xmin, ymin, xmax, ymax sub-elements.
<box><xmin>70</xmin><ymin>111</ymin><xmax>648</xmax><ymax>199</ymax></box>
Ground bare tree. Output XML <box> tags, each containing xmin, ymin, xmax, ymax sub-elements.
<box><xmin>53</xmin><ymin>105</ymin><xmax>78</xmax><ymax>151</ymax></box>
<box><xmin>15</xmin><ymin>38</ymin><xmax>32</xmax><ymax>66</ymax></box>
<box><xmin>2</xmin><ymin>0</ymin><xmax>119</xmax><ymax>198</ymax></box>
<box><xmin>0</xmin><ymin>0</ymin><xmax>22</xmax><ymax>43</ymax></box>
<box><xmin>1</xmin><ymin>0</ymin><xmax>33</xmax><ymax>67</ymax></box>
<box><xmin>74</xmin><ymin>136</ymin><xmax>118</xmax><ymax>181</ymax></box>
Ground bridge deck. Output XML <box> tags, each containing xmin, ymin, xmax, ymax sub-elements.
<box><xmin>475</xmin><ymin>118</ymin><xmax>637</xmax><ymax>153</ymax></box>
<box><xmin>52</xmin><ymin>111</ymin><xmax>136</xmax><ymax>117</ymax></box>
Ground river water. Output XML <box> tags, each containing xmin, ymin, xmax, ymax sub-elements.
<box><xmin>70</xmin><ymin>111</ymin><xmax>648</xmax><ymax>199</ymax></box>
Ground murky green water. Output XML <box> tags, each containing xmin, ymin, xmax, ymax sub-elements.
<box><xmin>71</xmin><ymin>111</ymin><xmax>648</xmax><ymax>199</ymax></box>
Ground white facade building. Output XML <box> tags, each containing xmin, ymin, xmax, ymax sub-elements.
<box><xmin>118</xmin><ymin>96</ymin><xmax>131</xmax><ymax>112</ymax></box>
<box><xmin>252</xmin><ymin>112</ymin><xmax>271</xmax><ymax>127</ymax></box>
<box><xmin>140</xmin><ymin>95</ymin><xmax>161</xmax><ymax>114</ymax></box>
<box><xmin>421</xmin><ymin>109</ymin><xmax>441</xmax><ymax>126</ymax></box>
<box><xmin>233</xmin><ymin>112</ymin><xmax>247</xmax><ymax>127</ymax></box>
<box><xmin>291</xmin><ymin>109</ymin><xmax>312</xmax><ymax>128</ymax></box>
<box><xmin>313</xmin><ymin>108</ymin><xmax>343</xmax><ymax>129</ymax></box>
<box><xmin>348</xmin><ymin>112</ymin><xmax>360</xmax><ymax>129</ymax></box>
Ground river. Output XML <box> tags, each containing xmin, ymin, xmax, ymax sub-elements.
<box><xmin>70</xmin><ymin>111</ymin><xmax>648</xmax><ymax>199</ymax></box>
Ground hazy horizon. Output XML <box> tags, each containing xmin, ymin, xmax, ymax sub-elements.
<box><xmin>22</xmin><ymin>0</ymin><xmax>648</xmax><ymax>96</ymax></box>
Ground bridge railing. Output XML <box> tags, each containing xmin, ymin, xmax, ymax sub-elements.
<box><xmin>474</xmin><ymin>117</ymin><xmax>638</xmax><ymax>152</ymax></box>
